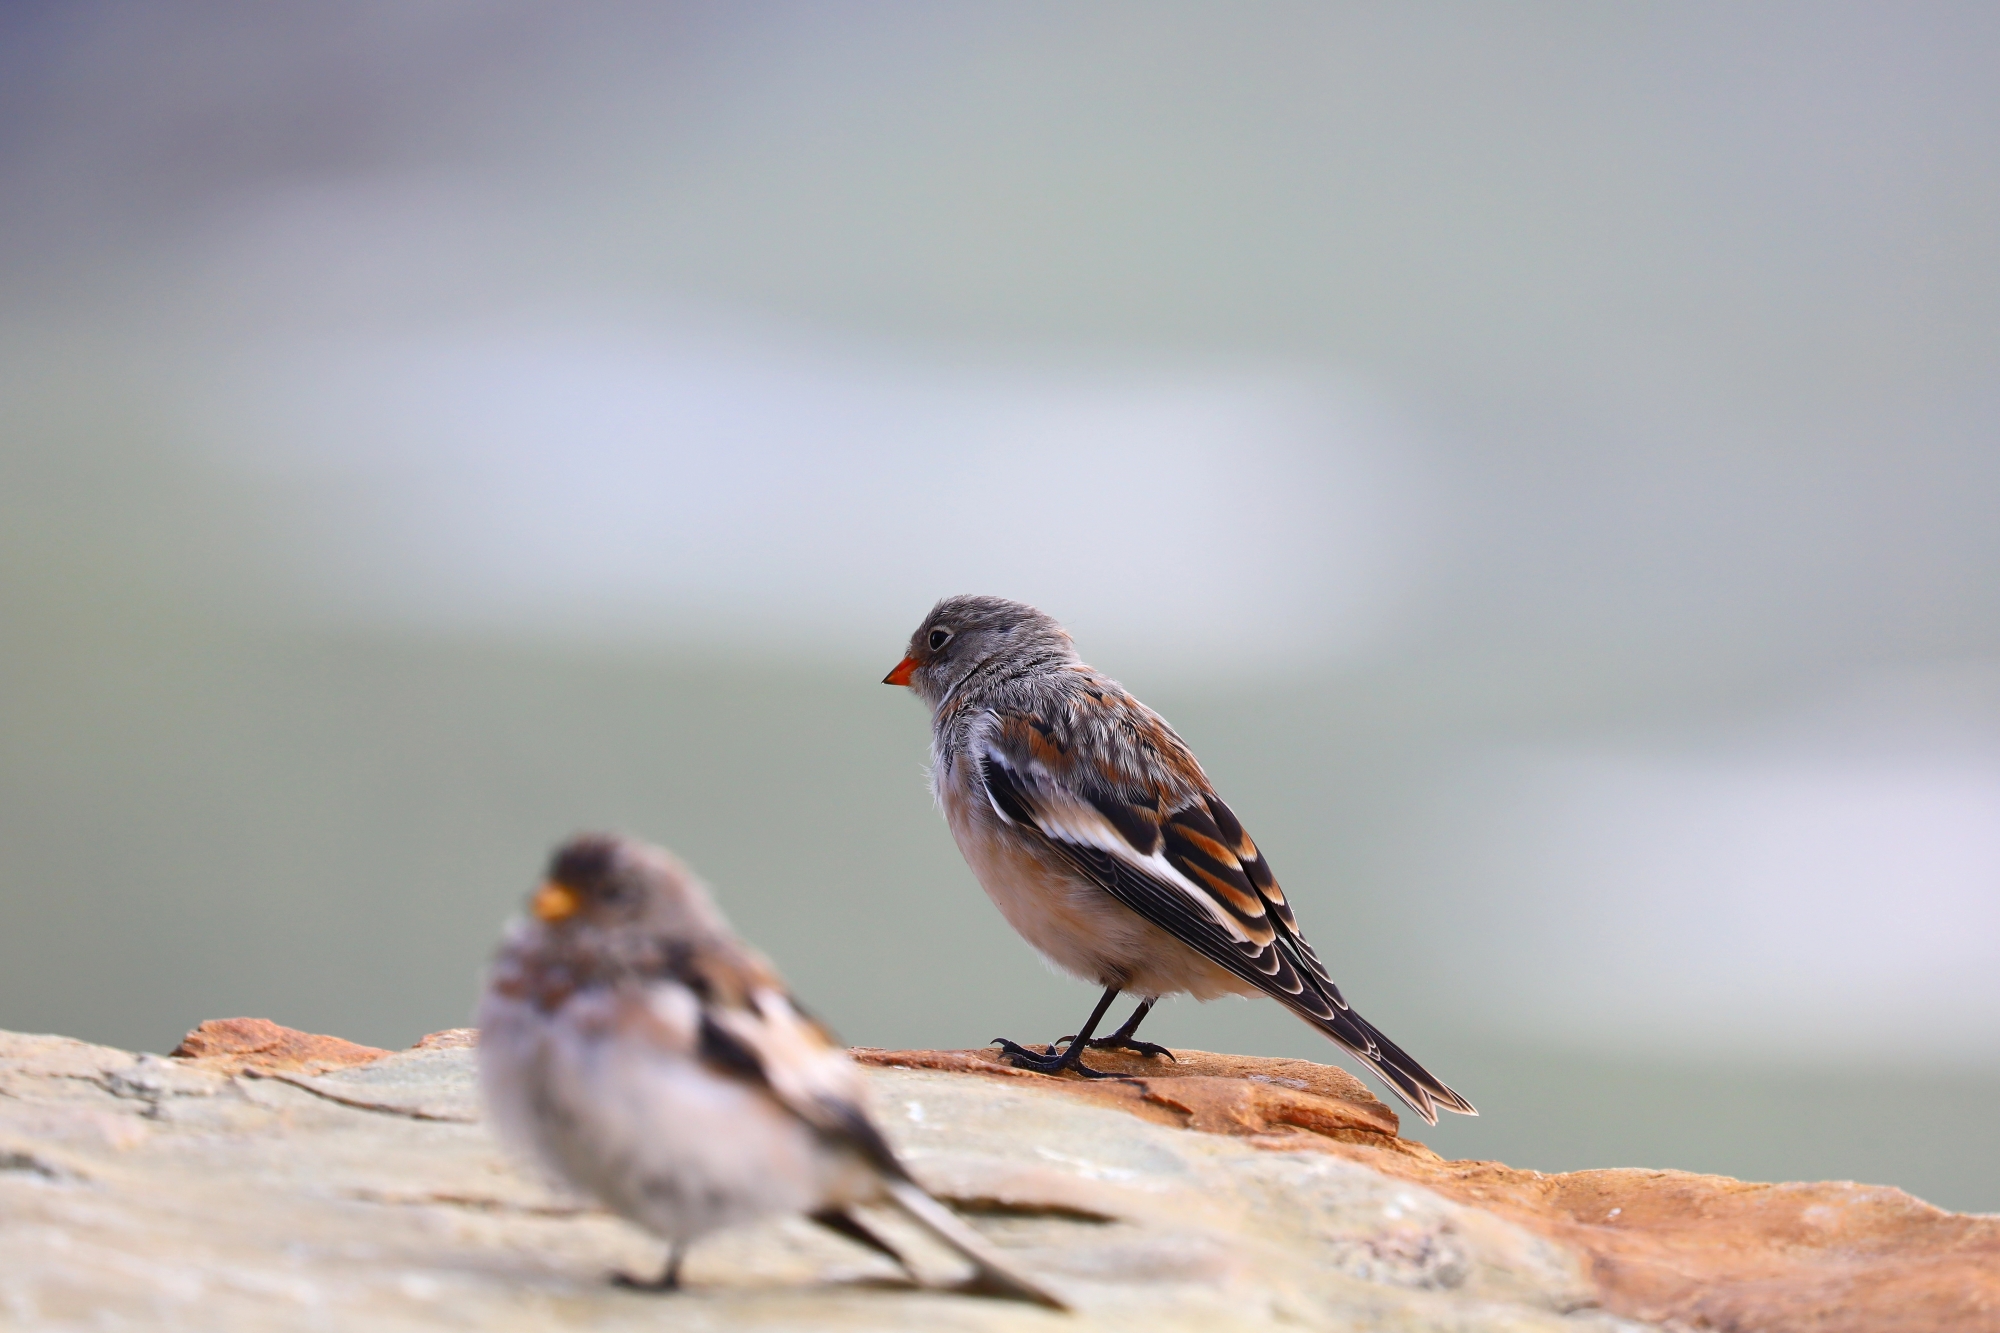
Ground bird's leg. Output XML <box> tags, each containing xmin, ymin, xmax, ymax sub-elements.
<box><xmin>614</xmin><ymin>1241</ymin><xmax>685</xmax><ymax>1292</ymax></box>
<box><xmin>1061</xmin><ymin>998</ymin><xmax>1175</xmax><ymax>1061</ymax></box>
<box><xmin>992</xmin><ymin>986</ymin><xmax>1122</xmax><ymax>1079</ymax></box>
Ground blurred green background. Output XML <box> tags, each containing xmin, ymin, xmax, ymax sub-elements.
<box><xmin>3</xmin><ymin>4</ymin><xmax>1996</xmax><ymax>1211</ymax></box>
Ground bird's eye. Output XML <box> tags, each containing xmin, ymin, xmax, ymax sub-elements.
<box><xmin>928</xmin><ymin>627</ymin><xmax>953</xmax><ymax>651</ymax></box>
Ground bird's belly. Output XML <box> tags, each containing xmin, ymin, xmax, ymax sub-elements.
<box><xmin>478</xmin><ymin>994</ymin><xmax>872</xmax><ymax>1241</ymax></box>
<box><xmin>941</xmin><ymin>782</ymin><xmax>1257</xmax><ymax>1002</ymax></box>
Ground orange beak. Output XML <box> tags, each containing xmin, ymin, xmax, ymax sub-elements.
<box><xmin>882</xmin><ymin>656</ymin><xmax>919</xmax><ymax>687</ymax></box>
<box><xmin>531</xmin><ymin>881</ymin><xmax>581</xmax><ymax>922</ymax></box>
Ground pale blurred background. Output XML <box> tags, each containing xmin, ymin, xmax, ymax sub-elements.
<box><xmin>3</xmin><ymin>3</ymin><xmax>1997</xmax><ymax>1210</ymax></box>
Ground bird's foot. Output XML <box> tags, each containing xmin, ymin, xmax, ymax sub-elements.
<box><xmin>1056</xmin><ymin>1032</ymin><xmax>1177</xmax><ymax>1061</ymax></box>
<box><xmin>613</xmin><ymin>1245</ymin><xmax>684</xmax><ymax>1293</ymax></box>
<box><xmin>989</xmin><ymin>1037</ymin><xmax>1121</xmax><ymax>1079</ymax></box>
<box><xmin>612</xmin><ymin>1270</ymin><xmax>679</xmax><ymax>1293</ymax></box>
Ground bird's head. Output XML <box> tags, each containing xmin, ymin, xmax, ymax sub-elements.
<box><xmin>527</xmin><ymin>833</ymin><xmax>725</xmax><ymax>940</ymax></box>
<box><xmin>883</xmin><ymin>594</ymin><xmax>1076</xmax><ymax>709</ymax></box>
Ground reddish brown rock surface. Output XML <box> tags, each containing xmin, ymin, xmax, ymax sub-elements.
<box><xmin>1413</xmin><ymin>1163</ymin><xmax>2000</xmax><ymax>1333</ymax></box>
<box><xmin>169</xmin><ymin>1016</ymin><xmax>392</xmax><ymax>1073</ymax></box>
<box><xmin>858</xmin><ymin>1046</ymin><xmax>2000</xmax><ymax>1333</ymax></box>
<box><xmin>855</xmin><ymin>1044</ymin><xmax>1415</xmax><ymax>1152</ymax></box>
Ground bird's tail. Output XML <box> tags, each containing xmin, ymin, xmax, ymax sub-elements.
<box><xmin>882</xmin><ymin>1178</ymin><xmax>1070</xmax><ymax>1311</ymax></box>
<box><xmin>1300</xmin><ymin>999</ymin><xmax>1477</xmax><ymax>1127</ymax></box>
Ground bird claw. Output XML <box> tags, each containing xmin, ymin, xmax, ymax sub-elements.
<box><xmin>989</xmin><ymin>1037</ymin><xmax>1121</xmax><ymax>1079</ymax></box>
<box><xmin>1106</xmin><ymin>1038</ymin><xmax>1177</xmax><ymax>1060</ymax></box>
<box><xmin>1055</xmin><ymin>1033</ymin><xmax>1177</xmax><ymax>1061</ymax></box>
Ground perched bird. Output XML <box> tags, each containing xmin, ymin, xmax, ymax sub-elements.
<box><xmin>478</xmin><ymin>832</ymin><xmax>1065</xmax><ymax>1308</ymax></box>
<box><xmin>884</xmin><ymin>595</ymin><xmax>1475</xmax><ymax>1126</ymax></box>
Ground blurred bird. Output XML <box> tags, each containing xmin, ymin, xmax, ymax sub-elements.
<box><xmin>478</xmin><ymin>832</ymin><xmax>1066</xmax><ymax>1308</ymax></box>
<box><xmin>884</xmin><ymin>595</ymin><xmax>1475</xmax><ymax>1126</ymax></box>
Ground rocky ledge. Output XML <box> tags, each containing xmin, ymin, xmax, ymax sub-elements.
<box><xmin>2</xmin><ymin>1020</ymin><xmax>1993</xmax><ymax>1332</ymax></box>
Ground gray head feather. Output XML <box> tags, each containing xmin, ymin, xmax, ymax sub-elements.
<box><xmin>897</xmin><ymin>595</ymin><xmax>1078</xmax><ymax>711</ymax></box>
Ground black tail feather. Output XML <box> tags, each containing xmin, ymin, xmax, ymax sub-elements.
<box><xmin>1295</xmin><ymin>999</ymin><xmax>1475</xmax><ymax>1125</ymax></box>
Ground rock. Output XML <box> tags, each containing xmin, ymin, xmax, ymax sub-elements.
<box><xmin>169</xmin><ymin>1016</ymin><xmax>393</xmax><ymax>1072</ymax></box>
<box><xmin>855</xmin><ymin>1045</ymin><xmax>1413</xmax><ymax>1150</ymax></box>
<box><xmin>1</xmin><ymin>1021</ymin><xmax>1993</xmax><ymax>1332</ymax></box>
<box><xmin>1413</xmin><ymin>1165</ymin><xmax>2000</xmax><ymax>1332</ymax></box>
<box><xmin>410</xmin><ymin>1027</ymin><xmax>479</xmax><ymax>1050</ymax></box>
<box><xmin>859</xmin><ymin>1046</ymin><xmax>2000</xmax><ymax>1332</ymax></box>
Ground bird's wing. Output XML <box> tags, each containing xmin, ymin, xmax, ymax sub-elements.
<box><xmin>974</xmin><ymin>703</ymin><xmax>1475</xmax><ymax>1124</ymax></box>
<box><xmin>645</xmin><ymin>938</ymin><xmax>1071</xmax><ymax>1309</ymax></box>
<box><xmin>634</xmin><ymin>935</ymin><xmax>911</xmax><ymax>1179</ymax></box>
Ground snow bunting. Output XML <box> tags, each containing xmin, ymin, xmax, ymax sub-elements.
<box><xmin>478</xmin><ymin>832</ymin><xmax>1066</xmax><ymax>1307</ymax></box>
<box><xmin>884</xmin><ymin>595</ymin><xmax>1474</xmax><ymax>1125</ymax></box>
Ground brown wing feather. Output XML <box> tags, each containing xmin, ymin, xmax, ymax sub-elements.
<box><xmin>978</xmin><ymin>691</ymin><xmax>1475</xmax><ymax>1124</ymax></box>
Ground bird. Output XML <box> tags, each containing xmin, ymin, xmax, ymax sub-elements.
<box><xmin>477</xmin><ymin>832</ymin><xmax>1067</xmax><ymax>1309</ymax></box>
<box><xmin>883</xmin><ymin>595</ymin><xmax>1475</xmax><ymax>1126</ymax></box>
